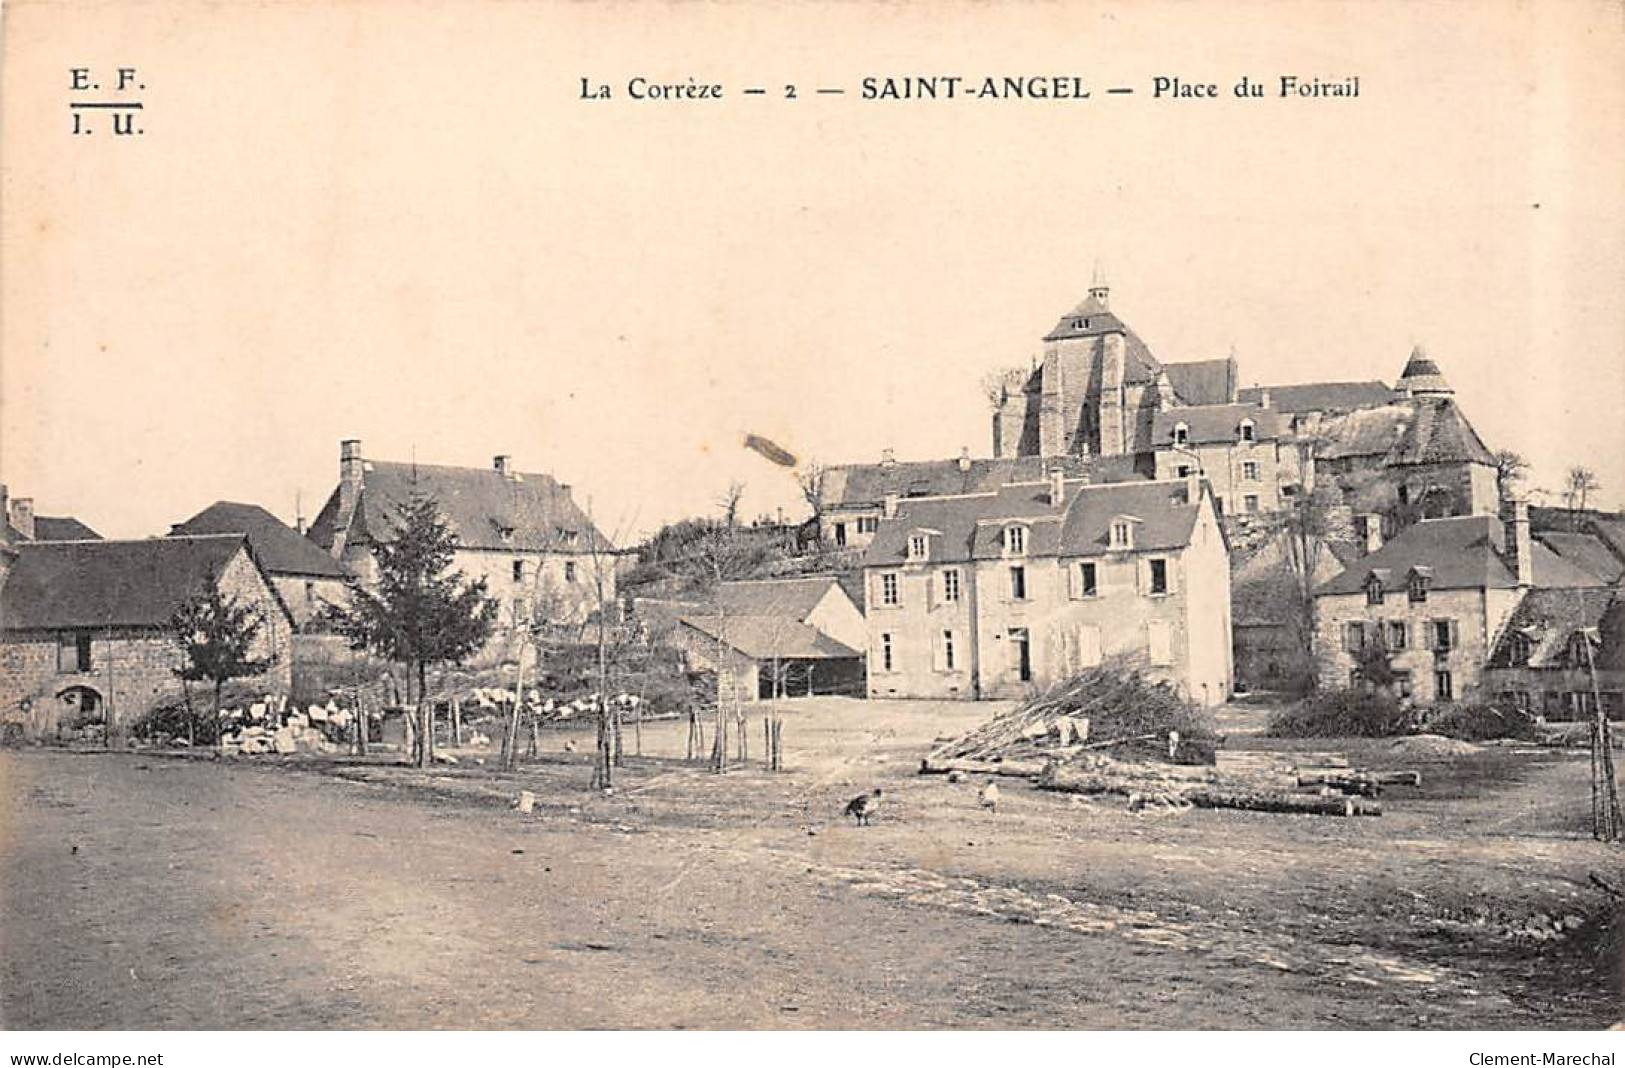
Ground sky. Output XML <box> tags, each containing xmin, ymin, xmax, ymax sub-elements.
<box><xmin>3</xmin><ymin>0</ymin><xmax>1622</xmax><ymax>544</ymax></box>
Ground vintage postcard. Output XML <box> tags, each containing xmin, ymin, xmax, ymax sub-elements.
<box><xmin>1</xmin><ymin>0</ymin><xmax>1622</xmax><ymax>1045</ymax></box>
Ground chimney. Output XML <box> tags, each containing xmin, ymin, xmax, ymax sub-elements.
<box><xmin>1049</xmin><ymin>467</ymin><xmax>1066</xmax><ymax>508</ymax></box>
<box><xmin>1357</xmin><ymin>513</ymin><xmax>1382</xmax><ymax>555</ymax></box>
<box><xmin>493</xmin><ymin>454</ymin><xmax>512</xmax><ymax>479</ymax></box>
<box><xmin>9</xmin><ymin>497</ymin><xmax>35</xmax><ymax>540</ymax></box>
<box><xmin>1184</xmin><ymin>470</ymin><xmax>1201</xmax><ymax>506</ymax></box>
<box><xmin>958</xmin><ymin>447</ymin><xmax>972</xmax><ymax>473</ymax></box>
<box><xmin>881</xmin><ymin>448</ymin><xmax>896</xmax><ymax>469</ymax></box>
<box><xmin>339</xmin><ymin>439</ymin><xmax>364</xmax><ymax>518</ymax></box>
<box><xmin>1505</xmin><ymin>497</ymin><xmax>1532</xmax><ymax>587</ymax></box>
<box><xmin>1259</xmin><ymin>389</ymin><xmax>1272</xmax><ymax>410</ymax></box>
<box><xmin>883</xmin><ymin>493</ymin><xmax>899</xmax><ymax>519</ymax></box>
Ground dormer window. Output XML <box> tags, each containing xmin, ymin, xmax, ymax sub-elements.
<box><xmin>1365</xmin><ymin>574</ymin><xmax>1385</xmax><ymax>606</ymax></box>
<box><xmin>1239</xmin><ymin>418</ymin><xmax>1256</xmax><ymax>443</ymax></box>
<box><xmin>1003</xmin><ymin>524</ymin><xmax>1028</xmax><ymax>556</ymax></box>
<box><xmin>1172</xmin><ymin>422</ymin><xmax>1189</xmax><ymax>446</ymax></box>
<box><xmin>1109</xmin><ymin>517</ymin><xmax>1136</xmax><ymax>550</ymax></box>
<box><xmin>1408</xmin><ymin>569</ymin><xmax>1431</xmax><ymax>603</ymax></box>
<box><xmin>907</xmin><ymin>533</ymin><xmax>929</xmax><ymax>561</ymax></box>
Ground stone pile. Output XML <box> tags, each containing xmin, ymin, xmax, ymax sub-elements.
<box><xmin>218</xmin><ymin>699</ymin><xmax>355</xmax><ymax>757</ymax></box>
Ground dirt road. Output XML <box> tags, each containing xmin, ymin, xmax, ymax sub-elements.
<box><xmin>1</xmin><ymin>707</ymin><xmax>1619</xmax><ymax>1029</ymax></box>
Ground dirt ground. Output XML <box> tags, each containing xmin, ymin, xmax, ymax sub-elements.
<box><xmin>2</xmin><ymin>696</ymin><xmax>1622</xmax><ymax>1030</ymax></box>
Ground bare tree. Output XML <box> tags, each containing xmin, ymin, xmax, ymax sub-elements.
<box><xmin>1494</xmin><ymin>449</ymin><xmax>1530</xmax><ymax>502</ymax></box>
<box><xmin>717</xmin><ymin>481</ymin><xmax>746</xmax><ymax>529</ymax></box>
<box><xmin>980</xmin><ymin>364</ymin><xmax>1030</xmax><ymax>410</ymax></box>
<box><xmin>1566</xmin><ymin>466</ymin><xmax>1601</xmax><ymax>517</ymax></box>
<box><xmin>796</xmin><ymin>460</ymin><xmax>826</xmax><ymax>515</ymax></box>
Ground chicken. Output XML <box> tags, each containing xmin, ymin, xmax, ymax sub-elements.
<box><xmin>978</xmin><ymin>781</ymin><xmax>1000</xmax><ymax>813</ymax></box>
<box><xmin>844</xmin><ymin>787</ymin><xmax>883</xmax><ymax>826</ymax></box>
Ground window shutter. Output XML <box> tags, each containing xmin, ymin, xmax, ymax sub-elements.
<box><xmin>1078</xmin><ymin>624</ymin><xmax>1102</xmax><ymax>667</ymax></box>
<box><xmin>1164</xmin><ymin>558</ymin><xmax>1178</xmax><ymax>595</ymax></box>
<box><xmin>932</xmin><ymin>631</ymin><xmax>946</xmax><ymax>671</ymax></box>
<box><xmin>1148</xmin><ymin>621</ymin><xmax>1172</xmax><ymax>666</ymax></box>
<box><xmin>1423</xmin><ymin>621</ymin><xmax>1434</xmax><ymax>650</ymax></box>
<box><xmin>1068</xmin><ymin>563</ymin><xmax>1083</xmax><ymax>600</ymax></box>
<box><xmin>1449</xmin><ymin>620</ymin><xmax>1460</xmax><ymax>650</ymax></box>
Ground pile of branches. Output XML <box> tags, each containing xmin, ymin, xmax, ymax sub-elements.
<box><xmin>928</xmin><ymin>664</ymin><xmax>1219</xmax><ymax>768</ymax></box>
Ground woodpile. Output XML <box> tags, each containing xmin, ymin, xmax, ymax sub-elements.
<box><xmin>925</xmin><ymin>665</ymin><xmax>1217</xmax><ymax>768</ymax></box>
<box><xmin>1037</xmin><ymin>755</ymin><xmax>1384</xmax><ymax>815</ymax></box>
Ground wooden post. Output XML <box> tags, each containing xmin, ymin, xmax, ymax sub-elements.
<box><xmin>451</xmin><ymin>695</ymin><xmax>462</xmax><ymax>747</ymax></box>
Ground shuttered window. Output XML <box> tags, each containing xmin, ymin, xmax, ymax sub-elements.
<box><xmin>1148</xmin><ymin>621</ymin><xmax>1173</xmax><ymax>666</ymax></box>
<box><xmin>1077</xmin><ymin>624</ymin><xmax>1102</xmax><ymax>667</ymax></box>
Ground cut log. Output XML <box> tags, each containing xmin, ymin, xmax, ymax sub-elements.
<box><xmin>919</xmin><ymin>757</ymin><xmax>1048</xmax><ymax>779</ymax></box>
<box><xmin>1185</xmin><ymin>789</ymin><xmax>1381</xmax><ymax>817</ymax></box>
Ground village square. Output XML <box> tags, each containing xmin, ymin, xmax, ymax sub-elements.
<box><xmin>1</xmin><ymin>280</ymin><xmax>1621</xmax><ymax>1030</ymax></box>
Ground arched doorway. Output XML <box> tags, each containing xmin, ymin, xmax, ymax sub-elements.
<box><xmin>55</xmin><ymin>685</ymin><xmax>106</xmax><ymax>738</ymax></box>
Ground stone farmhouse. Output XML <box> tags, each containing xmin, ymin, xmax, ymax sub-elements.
<box><xmin>306</xmin><ymin>441</ymin><xmax>616</xmax><ymax>631</ymax></box>
<box><xmin>170</xmin><ymin>501</ymin><xmax>351</xmax><ymax>629</ymax></box>
<box><xmin>1483</xmin><ymin>588</ymin><xmax>1623</xmax><ymax>718</ymax></box>
<box><xmin>1312</xmin><ymin>501</ymin><xmax>1604</xmax><ymax>706</ymax></box>
<box><xmin>860</xmin><ymin>471</ymin><xmax>1233</xmax><ymax>704</ymax></box>
<box><xmin>0</xmin><ymin>534</ymin><xmax>294</xmax><ymax>737</ymax></box>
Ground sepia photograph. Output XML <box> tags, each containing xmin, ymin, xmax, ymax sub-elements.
<box><xmin>1</xmin><ymin>0</ymin><xmax>1623</xmax><ymax>1047</ymax></box>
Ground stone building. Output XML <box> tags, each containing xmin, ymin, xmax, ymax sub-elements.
<box><xmin>0</xmin><ymin>534</ymin><xmax>294</xmax><ymax>737</ymax></box>
<box><xmin>170</xmin><ymin>501</ymin><xmax>351</xmax><ymax>628</ymax></box>
<box><xmin>987</xmin><ymin>286</ymin><xmax>1498</xmax><ymax>524</ymax></box>
<box><xmin>816</xmin><ymin>451</ymin><xmax>1145</xmax><ymax>552</ymax></box>
<box><xmin>861</xmin><ymin>472</ymin><xmax>1233</xmax><ymax>704</ymax></box>
<box><xmin>306</xmin><ymin>441</ymin><xmax>616</xmax><ymax>631</ymax></box>
<box><xmin>1149</xmin><ymin>402</ymin><xmax>1299</xmax><ymax>516</ymax></box>
<box><xmin>643</xmin><ymin>577</ymin><xmax>867</xmax><ymax>702</ymax></box>
<box><xmin>1313</xmin><ymin>503</ymin><xmax>1601</xmax><ymax>705</ymax></box>
<box><xmin>1</xmin><ymin>483</ymin><xmax>102</xmax><ymax>544</ymax></box>
<box><xmin>1484</xmin><ymin>588</ymin><xmax>1623</xmax><ymax>718</ymax></box>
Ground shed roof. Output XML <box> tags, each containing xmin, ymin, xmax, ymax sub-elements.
<box><xmin>1488</xmin><ymin>587</ymin><xmax>1618</xmax><ymax>669</ymax></box>
<box><xmin>678</xmin><ymin>615</ymin><xmax>860</xmax><ymax>661</ymax></box>
<box><xmin>1533</xmin><ymin>532</ymin><xmax>1625</xmax><ymax>585</ymax></box>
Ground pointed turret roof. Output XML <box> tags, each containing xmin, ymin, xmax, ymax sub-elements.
<box><xmin>1397</xmin><ymin>345</ymin><xmax>1453</xmax><ymax>396</ymax></box>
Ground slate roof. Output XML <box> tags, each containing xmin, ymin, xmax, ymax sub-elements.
<box><xmin>308</xmin><ymin>459</ymin><xmax>613</xmax><ymax>555</ymax></box>
<box><xmin>1487</xmin><ymin>587</ymin><xmax>1618</xmax><ymax>669</ymax></box>
<box><xmin>1040</xmin><ymin>293</ymin><xmax>1164</xmax><ymax>384</ymax></box>
<box><xmin>1396</xmin><ymin>345</ymin><xmax>1453</xmax><ymax>395</ymax></box>
<box><xmin>0</xmin><ymin>534</ymin><xmax>286</xmax><ymax>631</ymax></box>
<box><xmin>1236</xmin><ymin>381</ymin><xmax>1398</xmax><ymax>414</ymax></box>
<box><xmin>864</xmin><ymin>478</ymin><xmax>1204</xmax><ymax>567</ymax></box>
<box><xmin>1386</xmin><ymin>397</ymin><xmax>1495</xmax><ymax>467</ymax></box>
<box><xmin>1152</xmin><ymin>403</ymin><xmax>1285</xmax><ymax>446</ymax></box>
<box><xmin>1316</xmin><ymin>515</ymin><xmax>1601</xmax><ymax>596</ymax></box>
<box><xmin>171</xmin><ymin>501</ymin><xmax>348</xmax><ymax>579</ymax></box>
<box><xmin>1162</xmin><ymin>357</ymin><xmax>1237</xmax><ymax>406</ymax></box>
<box><xmin>821</xmin><ymin>454</ymin><xmax>1149</xmax><ymax>509</ymax></box>
<box><xmin>678</xmin><ymin>614</ymin><xmax>860</xmax><ymax>661</ymax></box>
<box><xmin>715</xmin><ymin>577</ymin><xmax>844</xmax><ymax>620</ymax></box>
<box><xmin>1534</xmin><ymin>533</ymin><xmax>1625</xmax><ymax>585</ymax></box>
<box><xmin>1584</xmin><ymin>519</ymin><xmax>1625</xmax><ymax>562</ymax></box>
<box><xmin>31</xmin><ymin>517</ymin><xmax>102</xmax><ymax>541</ymax></box>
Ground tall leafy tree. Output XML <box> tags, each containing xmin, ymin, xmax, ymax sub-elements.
<box><xmin>168</xmin><ymin>580</ymin><xmax>273</xmax><ymax>745</ymax></box>
<box><xmin>340</xmin><ymin>493</ymin><xmax>497</xmax><ymax>767</ymax></box>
